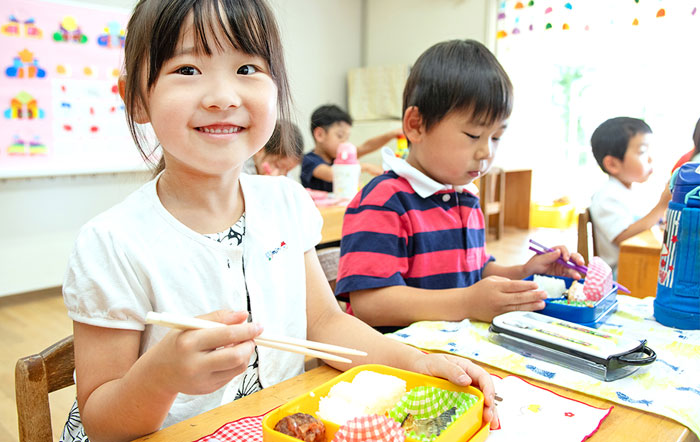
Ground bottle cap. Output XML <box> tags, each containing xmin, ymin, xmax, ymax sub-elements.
<box><xmin>334</xmin><ymin>142</ymin><xmax>358</xmax><ymax>165</ymax></box>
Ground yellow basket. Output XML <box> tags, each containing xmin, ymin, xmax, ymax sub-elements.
<box><xmin>530</xmin><ymin>202</ymin><xmax>577</xmax><ymax>229</ymax></box>
<box><xmin>262</xmin><ymin>364</ymin><xmax>489</xmax><ymax>442</ymax></box>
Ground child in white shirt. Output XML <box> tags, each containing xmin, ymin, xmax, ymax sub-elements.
<box><xmin>590</xmin><ymin>117</ymin><xmax>671</xmax><ymax>271</ymax></box>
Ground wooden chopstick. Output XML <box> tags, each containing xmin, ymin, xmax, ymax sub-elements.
<box><xmin>253</xmin><ymin>338</ymin><xmax>354</xmax><ymax>363</ymax></box>
<box><xmin>255</xmin><ymin>333</ymin><xmax>367</xmax><ymax>356</ymax></box>
<box><xmin>144</xmin><ymin>312</ymin><xmax>363</xmax><ymax>364</ymax></box>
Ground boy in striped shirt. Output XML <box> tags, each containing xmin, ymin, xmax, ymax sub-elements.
<box><xmin>335</xmin><ymin>40</ymin><xmax>584</xmax><ymax>333</ymax></box>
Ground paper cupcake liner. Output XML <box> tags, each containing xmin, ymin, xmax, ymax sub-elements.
<box><xmin>332</xmin><ymin>414</ymin><xmax>405</xmax><ymax>442</ymax></box>
<box><xmin>388</xmin><ymin>386</ymin><xmax>478</xmax><ymax>442</ymax></box>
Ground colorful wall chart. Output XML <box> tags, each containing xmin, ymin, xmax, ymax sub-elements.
<box><xmin>0</xmin><ymin>0</ymin><xmax>146</xmax><ymax>178</ymax></box>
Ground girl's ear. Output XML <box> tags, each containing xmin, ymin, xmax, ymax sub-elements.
<box><xmin>403</xmin><ymin>106</ymin><xmax>424</xmax><ymax>144</ymax></box>
<box><xmin>602</xmin><ymin>154</ymin><xmax>622</xmax><ymax>175</ymax></box>
<box><xmin>118</xmin><ymin>75</ymin><xmax>149</xmax><ymax>124</ymax></box>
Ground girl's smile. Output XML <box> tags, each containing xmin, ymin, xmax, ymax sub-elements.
<box><xmin>195</xmin><ymin>124</ymin><xmax>244</xmax><ymax>135</ymax></box>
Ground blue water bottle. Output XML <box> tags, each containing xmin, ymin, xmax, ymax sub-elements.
<box><xmin>655</xmin><ymin>162</ymin><xmax>700</xmax><ymax>329</ymax></box>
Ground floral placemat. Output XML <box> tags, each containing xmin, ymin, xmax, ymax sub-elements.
<box><xmin>489</xmin><ymin>374</ymin><xmax>611</xmax><ymax>442</ymax></box>
<box><xmin>386</xmin><ymin>295</ymin><xmax>700</xmax><ymax>438</ymax></box>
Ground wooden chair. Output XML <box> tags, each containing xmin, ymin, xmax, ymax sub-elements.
<box><xmin>307</xmin><ymin>247</ymin><xmax>342</xmax><ymax>370</ymax></box>
<box><xmin>577</xmin><ymin>208</ymin><xmax>598</xmax><ymax>264</ymax></box>
<box><xmin>15</xmin><ymin>335</ymin><xmax>75</xmax><ymax>442</ymax></box>
<box><xmin>479</xmin><ymin>167</ymin><xmax>506</xmax><ymax>240</ymax></box>
<box><xmin>317</xmin><ymin>246</ymin><xmax>340</xmax><ymax>293</ymax></box>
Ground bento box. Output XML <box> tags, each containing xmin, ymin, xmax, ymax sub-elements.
<box><xmin>528</xmin><ymin>274</ymin><xmax>618</xmax><ymax>328</ymax></box>
<box><xmin>490</xmin><ymin>311</ymin><xmax>656</xmax><ymax>381</ymax></box>
<box><xmin>262</xmin><ymin>364</ymin><xmax>490</xmax><ymax>442</ymax></box>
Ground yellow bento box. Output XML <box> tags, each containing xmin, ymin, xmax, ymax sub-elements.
<box><xmin>262</xmin><ymin>364</ymin><xmax>490</xmax><ymax>442</ymax></box>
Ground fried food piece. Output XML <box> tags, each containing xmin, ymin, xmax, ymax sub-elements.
<box><xmin>274</xmin><ymin>412</ymin><xmax>326</xmax><ymax>441</ymax></box>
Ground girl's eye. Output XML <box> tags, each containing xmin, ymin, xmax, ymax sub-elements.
<box><xmin>237</xmin><ymin>65</ymin><xmax>258</xmax><ymax>75</ymax></box>
<box><xmin>464</xmin><ymin>132</ymin><xmax>480</xmax><ymax>140</ymax></box>
<box><xmin>176</xmin><ymin>66</ymin><xmax>200</xmax><ymax>76</ymax></box>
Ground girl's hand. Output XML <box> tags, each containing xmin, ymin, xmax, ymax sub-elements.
<box><xmin>462</xmin><ymin>275</ymin><xmax>547</xmax><ymax>322</ymax></box>
<box><xmin>411</xmin><ymin>353</ymin><xmax>499</xmax><ymax>430</ymax></box>
<box><xmin>524</xmin><ymin>246</ymin><xmax>584</xmax><ymax>280</ymax></box>
<box><xmin>149</xmin><ymin>310</ymin><xmax>263</xmax><ymax>396</ymax></box>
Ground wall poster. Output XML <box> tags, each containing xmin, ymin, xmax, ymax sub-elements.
<box><xmin>0</xmin><ymin>0</ymin><xmax>149</xmax><ymax>178</ymax></box>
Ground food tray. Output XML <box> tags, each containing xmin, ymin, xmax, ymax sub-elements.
<box><xmin>490</xmin><ymin>311</ymin><xmax>656</xmax><ymax>381</ymax></box>
<box><xmin>262</xmin><ymin>364</ymin><xmax>488</xmax><ymax>442</ymax></box>
<box><xmin>529</xmin><ymin>274</ymin><xmax>618</xmax><ymax>328</ymax></box>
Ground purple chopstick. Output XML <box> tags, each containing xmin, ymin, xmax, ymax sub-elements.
<box><xmin>528</xmin><ymin>239</ymin><xmax>631</xmax><ymax>294</ymax></box>
<box><xmin>528</xmin><ymin>239</ymin><xmax>588</xmax><ymax>274</ymax></box>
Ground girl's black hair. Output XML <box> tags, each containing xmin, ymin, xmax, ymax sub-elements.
<box><xmin>122</xmin><ymin>0</ymin><xmax>292</xmax><ymax>174</ymax></box>
<box><xmin>402</xmin><ymin>39</ymin><xmax>513</xmax><ymax>133</ymax></box>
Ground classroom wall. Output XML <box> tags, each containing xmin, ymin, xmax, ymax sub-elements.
<box><xmin>363</xmin><ymin>0</ymin><xmax>496</xmax><ymax>66</ymax></box>
<box><xmin>0</xmin><ymin>0</ymin><xmax>363</xmax><ymax>297</ymax></box>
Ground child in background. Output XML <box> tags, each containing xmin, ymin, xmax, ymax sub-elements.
<box><xmin>672</xmin><ymin>117</ymin><xmax>700</xmax><ymax>172</ymax></box>
<box><xmin>300</xmin><ymin>104</ymin><xmax>402</xmax><ymax>191</ymax></box>
<box><xmin>60</xmin><ymin>2</ymin><xmax>498</xmax><ymax>441</ymax></box>
<box><xmin>590</xmin><ymin>117</ymin><xmax>671</xmax><ymax>272</ymax></box>
<box><xmin>242</xmin><ymin>119</ymin><xmax>304</xmax><ymax>176</ymax></box>
<box><xmin>335</xmin><ymin>39</ymin><xmax>583</xmax><ymax>333</ymax></box>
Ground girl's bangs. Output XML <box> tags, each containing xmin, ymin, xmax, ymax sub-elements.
<box><xmin>190</xmin><ymin>0</ymin><xmax>271</xmax><ymax>61</ymax></box>
<box><xmin>147</xmin><ymin>0</ymin><xmax>274</xmax><ymax>88</ymax></box>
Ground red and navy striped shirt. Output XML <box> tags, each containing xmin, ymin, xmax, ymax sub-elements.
<box><xmin>336</xmin><ymin>170</ymin><xmax>493</xmax><ymax>298</ymax></box>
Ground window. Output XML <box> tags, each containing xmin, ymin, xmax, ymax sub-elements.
<box><xmin>495</xmin><ymin>1</ymin><xmax>700</xmax><ymax>206</ymax></box>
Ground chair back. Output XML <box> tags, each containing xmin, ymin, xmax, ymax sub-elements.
<box><xmin>577</xmin><ymin>208</ymin><xmax>597</xmax><ymax>264</ymax></box>
<box><xmin>15</xmin><ymin>335</ymin><xmax>75</xmax><ymax>442</ymax></box>
<box><xmin>479</xmin><ymin>167</ymin><xmax>506</xmax><ymax>240</ymax></box>
<box><xmin>316</xmin><ymin>246</ymin><xmax>351</xmax><ymax>312</ymax></box>
<box><xmin>317</xmin><ymin>247</ymin><xmax>340</xmax><ymax>290</ymax></box>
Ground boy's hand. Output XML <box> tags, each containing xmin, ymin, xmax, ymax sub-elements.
<box><xmin>524</xmin><ymin>246</ymin><xmax>584</xmax><ymax>280</ymax></box>
<box><xmin>149</xmin><ymin>310</ymin><xmax>263</xmax><ymax>396</ymax></box>
<box><xmin>463</xmin><ymin>276</ymin><xmax>546</xmax><ymax>322</ymax></box>
<box><xmin>411</xmin><ymin>353</ymin><xmax>499</xmax><ymax>430</ymax></box>
<box><xmin>360</xmin><ymin>162</ymin><xmax>384</xmax><ymax>176</ymax></box>
<box><xmin>658</xmin><ymin>182</ymin><xmax>672</xmax><ymax>207</ymax></box>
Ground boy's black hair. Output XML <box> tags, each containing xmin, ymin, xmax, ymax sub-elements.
<box><xmin>591</xmin><ymin>117</ymin><xmax>652</xmax><ymax>174</ymax></box>
<box><xmin>122</xmin><ymin>0</ymin><xmax>292</xmax><ymax>174</ymax></box>
<box><xmin>310</xmin><ymin>104</ymin><xmax>353</xmax><ymax>135</ymax></box>
<box><xmin>402</xmin><ymin>39</ymin><xmax>513</xmax><ymax>133</ymax></box>
<box><xmin>692</xmin><ymin>117</ymin><xmax>700</xmax><ymax>156</ymax></box>
<box><xmin>264</xmin><ymin>120</ymin><xmax>304</xmax><ymax>159</ymax></box>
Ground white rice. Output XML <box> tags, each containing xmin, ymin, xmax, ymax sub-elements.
<box><xmin>316</xmin><ymin>370</ymin><xmax>407</xmax><ymax>425</ymax></box>
<box><xmin>533</xmin><ymin>274</ymin><xmax>567</xmax><ymax>298</ymax></box>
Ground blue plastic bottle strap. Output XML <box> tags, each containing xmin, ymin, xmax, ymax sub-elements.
<box><xmin>669</xmin><ymin>168</ymin><xmax>680</xmax><ymax>193</ymax></box>
<box><xmin>684</xmin><ymin>186</ymin><xmax>700</xmax><ymax>208</ymax></box>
